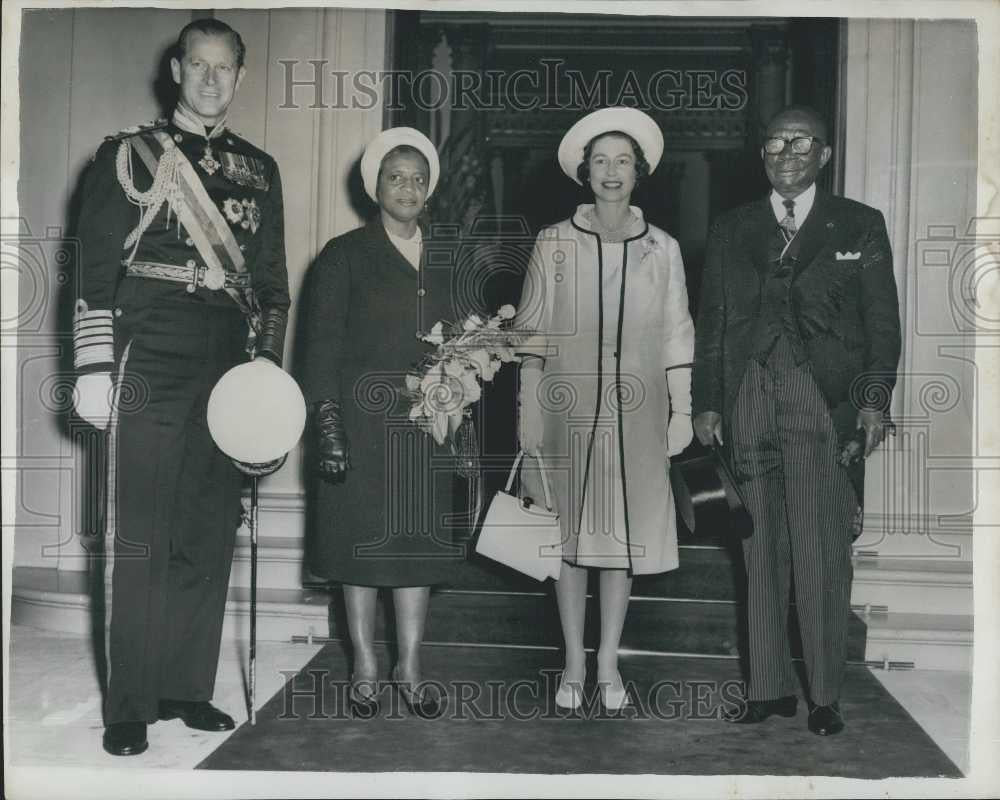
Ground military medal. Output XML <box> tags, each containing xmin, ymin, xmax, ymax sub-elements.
<box><xmin>221</xmin><ymin>152</ymin><xmax>270</xmax><ymax>190</ymax></box>
<box><xmin>199</xmin><ymin>142</ymin><xmax>221</xmax><ymax>175</ymax></box>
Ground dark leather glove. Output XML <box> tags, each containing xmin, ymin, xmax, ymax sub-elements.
<box><xmin>316</xmin><ymin>399</ymin><xmax>350</xmax><ymax>482</ymax></box>
<box><xmin>255</xmin><ymin>307</ymin><xmax>288</xmax><ymax>367</ymax></box>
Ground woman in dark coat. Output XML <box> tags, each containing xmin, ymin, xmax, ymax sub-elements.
<box><xmin>300</xmin><ymin>128</ymin><xmax>463</xmax><ymax>718</ymax></box>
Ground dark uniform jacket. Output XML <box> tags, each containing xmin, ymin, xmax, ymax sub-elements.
<box><xmin>75</xmin><ymin>118</ymin><xmax>289</xmax><ymax>369</ymax></box>
<box><xmin>692</xmin><ymin>189</ymin><xmax>902</xmax><ymax>500</ymax></box>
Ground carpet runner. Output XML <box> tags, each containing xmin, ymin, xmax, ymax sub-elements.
<box><xmin>198</xmin><ymin>643</ymin><xmax>961</xmax><ymax>777</ymax></box>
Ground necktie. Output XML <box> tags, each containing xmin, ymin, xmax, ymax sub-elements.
<box><xmin>779</xmin><ymin>198</ymin><xmax>797</xmax><ymax>242</ymax></box>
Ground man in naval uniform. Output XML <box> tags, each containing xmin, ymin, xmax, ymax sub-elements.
<box><xmin>72</xmin><ymin>18</ymin><xmax>289</xmax><ymax>756</ymax></box>
<box><xmin>692</xmin><ymin>106</ymin><xmax>901</xmax><ymax>736</ymax></box>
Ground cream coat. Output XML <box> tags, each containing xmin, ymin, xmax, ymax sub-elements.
<box><xmin>516</xmin><ymin>205</ymin><xmax>694</xmax><ymax>575</ymax></box>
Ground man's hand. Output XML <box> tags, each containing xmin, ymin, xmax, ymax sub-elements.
<box><xmin>857</xmin><ymin>409</ymin><xmax>886</xmax><ymax>458</ymax></box>
<box><xmin>693</xmin><ymin>411</ymin><xmax>723</xmax><ymax>447</ymax></box>
<box><xmin>667</xmin><ymin>414</ymin><xmax>693</xmax><ymax>456</ymax></box>
<box><xmin>316</xmin><ymin>399</ymin><xmax>350</xmax><ymax>482</ymax></box>
<box><xmin>74</xmin><ymin>373</ymin><xmax>114</xmax><ymax>430</ymax></box>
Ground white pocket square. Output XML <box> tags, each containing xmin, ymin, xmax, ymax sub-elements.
<box><xmin>835</xmin><ymin>251</ymin><xmax>861</xmax><ymax>261</ymax></box>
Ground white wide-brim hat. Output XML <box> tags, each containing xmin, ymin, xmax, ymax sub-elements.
<box><xmin>207</xmin><ymin>360</ymin><xmax>307</xmax><ymax>465</ymax></box>
<box><xmin>557</xmin><ymin>107</ymin><xmax>664</xmax><ymax>185</ymax></box>
<box><xmin>361</xmin><ymin>126</ymin><xmax>440</xmax><ymax>203</ymax></box>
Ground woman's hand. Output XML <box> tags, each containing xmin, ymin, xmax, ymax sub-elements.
<box><xmin>518</xmin><ymin>359</ymin><xmax>544</xmax><ymax>455</ymax></box>
<box><xmin>666</xmin><ymin>364</ymin><xmax>693</xmax><ymax>455</ymax></box>
<box><xmin>316</xmin><ymin>399</ymin><xmax>351</xmax><ymax>482</ymax></box>
<box><xmin>666</xmin><ymin>413</ymin><xmax>693</xmax><ymax>456</ymax></box>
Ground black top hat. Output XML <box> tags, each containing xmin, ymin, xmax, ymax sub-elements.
<box><xmin>669</xmin><ymin>445</ymin><xmax>753</xmax><ymax>539</ymax></box>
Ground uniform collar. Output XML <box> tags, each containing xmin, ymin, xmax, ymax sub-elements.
<box><xmin>172</xmin><ymin>106</ymin><xmax>227</xmax><ymax>140</ymax></box>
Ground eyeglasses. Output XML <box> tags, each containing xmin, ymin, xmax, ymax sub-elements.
<box><xmin>763</xmin><ymin>136</ymin><xmax>824</xmax><ymax>155</ymax></box>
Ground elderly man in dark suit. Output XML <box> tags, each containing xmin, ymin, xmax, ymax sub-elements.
<box><xmin>692</xmin><ymin>105</ymin><xmax>901</xmax><ymax>736</ymax></box>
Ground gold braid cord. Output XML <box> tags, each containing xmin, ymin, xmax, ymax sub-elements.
<box><xmin>116</xmin><ymin>139</ymin><xmax>182</xmax><ymax>262</ymax></box>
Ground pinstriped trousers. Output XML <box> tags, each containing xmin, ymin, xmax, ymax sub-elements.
<box><xmin>731</xmin><ymin>335</ymin><xmax>857</xmax><ymax>706</ymax></box>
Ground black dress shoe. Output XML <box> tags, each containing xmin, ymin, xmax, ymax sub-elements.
<box><xmin>103</xmin><ymin>721</ymin><xmax>148</xmax><ymax>756</ymax></box>
<box><xmin>158</xmin><ymin>699</ymin><xmax>235</xmax><ymax>731</ymax></box>
<box><xmin>808</xmin><ymin>702</ymin><xmax>844</xmax><ymax>736</ymax></box>
<box><xmin>724</xmin><ymin>694</ymin><xmax>798</xmax><ymax>724</ymax></box>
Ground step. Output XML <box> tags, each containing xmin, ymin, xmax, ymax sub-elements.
<box><xmin>231</xmin><ymin>534</ymin><xmax>311</xmax><ymax>590</ymax></box>
<box><xmin>11</xmin><ymin>566</ymin><xmax>330</xmax><ymax>644</ymax></box>
<box><xmin>851</xmin><ymin>557</ymin><xmax>973</xmax><ymax>615</ymax></box>
<box><xmin>861</xmin><ymin>611</ymin><xmax>973</xmax><ymax>671</ymax></box>
<box><xmin>439</xmin><ymin>545</ymin><xmax>741</xmax><ymax>601</ymax></box>
<box><xmin>853</xmin><ymin>515</ymin><xmax>972</xmax><ymax>561</ymax></box>
<box><xmin>11</xmin><ymin>566</ymin><xmax>865</xmax><ymax>660</ymax></box>
<box><xmin>230</xmin><ymin>529</ymin><xmax>745</xmax><ymax>600</ymax></box>
<box><xmin>323</xmin><ymin>587</ymin><xmax>867</xmax><ymax>662</ymax></box>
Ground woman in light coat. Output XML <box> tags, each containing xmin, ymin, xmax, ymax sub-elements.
<box><xmin>516</xmin><ymin>107</ymin><xmax>694</xmax><ymax>710</ymax></box>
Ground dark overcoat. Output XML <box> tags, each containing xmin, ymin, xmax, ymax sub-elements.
<box><xmin>299</xmin><ymin>220</ymin><xmax>468</xmax><ymax>586</ymax></box>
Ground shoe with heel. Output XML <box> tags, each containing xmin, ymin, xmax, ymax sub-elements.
<box><xmin>598</xmin><ymin>671</ymin><xmax>632</xmax><ymax>712</ymax></box>
<box><xmin>347</xmin><ymin>676</ymin><xmax>380</xmax><ymax>719</ymax></box>
<box><xmin>554</xmin><ymin>674</ymin><xmax>584</xmax><ymax>710</ymax></box>
<box><xmin>390</xmin><ymin>667</ymin><xmax>441</xmax><ymax>719</ymax></box>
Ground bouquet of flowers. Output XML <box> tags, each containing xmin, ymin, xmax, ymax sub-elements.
<box><xmin>405</xmin><ymin>304</ymin><xmax>523</xmax><ymax>446</ymax></box>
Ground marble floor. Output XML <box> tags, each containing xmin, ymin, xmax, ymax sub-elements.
<box><xmin>5</xmin><ymin>624</ymin><xmax>970</xmax><ymax>775</ymax></box>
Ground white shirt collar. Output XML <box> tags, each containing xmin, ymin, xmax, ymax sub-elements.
<box><xmin>385</xmin><ymin>226</ymin><xmax>422</xmax><ymax>270</ymax></box>
<box><xmin>770</xmin><ymin>183</ymin><xmax>816</xmax><ymax>225</ymax></box>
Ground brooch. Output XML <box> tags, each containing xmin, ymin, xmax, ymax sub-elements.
<box><xmin>223</xmin><ymin>198</ymin><xmax>244</xmax><ymax>225</ymax></box>
<box><xmin>639</xmin><ymin>234</ymin><xmax>661</xmax><ymax>263</ymax></box>
<box><xmin>221</xmin><ymin>198</ymin><xmax>261</xmax><ymax>234</ymax></box>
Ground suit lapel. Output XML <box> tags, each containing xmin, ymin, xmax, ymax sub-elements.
<box><xmin>746</xmin><ymin>197</ymin><xmax>775</xmax><ymax>279</ymax></box>
<box><xmin>789</xmin><ymin>189</ymin><xmax>835</xmax><ymax>280</ymax></box>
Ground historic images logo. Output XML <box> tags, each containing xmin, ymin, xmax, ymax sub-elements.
<box><xmin>278</xmin><ymin>60</ymin><xmax>748</xmax><ymax>113</ymax></box>
<box><xmin>279</xmin><ymin>669</ymin><xmax>748</xmax><ymax>722</ymax></box>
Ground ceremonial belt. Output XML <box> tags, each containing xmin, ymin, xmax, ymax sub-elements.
<box><xmin>125</xmin><ymin>260</ymin><xmax>253</xmax><ymax>292</ymax></box>
<box><xmin>128</xmin><ymin>131</ymin><xmax>260</xmax><ymax>326</ymax></box>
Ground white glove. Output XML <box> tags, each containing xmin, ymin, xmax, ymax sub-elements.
<box><xmin>74</xmin><ymin>372</ymin><xmax>114</xmax><ymax>430</ymax></box>
<box><xmin>518</xmin><ymin>360</ymin><xmax>544</xmax><ymax>455</ymax></box>
<box><xmin>667</xmin><ymin>414</ymin><xmax>693</xmax><ymax>456</ymax></box>
<box><xmin>666</xmin><ymin>365</ymin><xmax>693</xmax><ymax>456</ymax></box>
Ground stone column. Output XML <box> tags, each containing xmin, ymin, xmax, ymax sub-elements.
<box><xmin>842</xmin><ymin>19</ymin><xmax>979</xmax><ymax>561</ymax></box>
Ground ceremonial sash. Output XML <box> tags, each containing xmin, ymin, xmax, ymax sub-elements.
<box><xmin>128</xmin><ymin>131</ymin><xmax>260</xmax><ymax>325</ymax></box>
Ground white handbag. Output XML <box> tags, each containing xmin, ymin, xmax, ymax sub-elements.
<box><xmin>474</xmin><ymin>451</ymin><xmax>563</xmax><ymax>581</ymax></box>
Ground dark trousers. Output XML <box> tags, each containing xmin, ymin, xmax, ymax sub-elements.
<box><xmin>104</xmin><ymin>296</ymin><xmax>246</xmax><ymax>724</ymax></box>
<box><xmin>730</xmin><ymin>336</ymin><xmax>857</xmax><ymax>706</ymax></box>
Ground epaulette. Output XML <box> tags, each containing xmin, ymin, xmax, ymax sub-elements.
<box><xmin>104</xmin><ymin>118</ymin><xmax>169</xmax><ymax>143</ymax></box>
